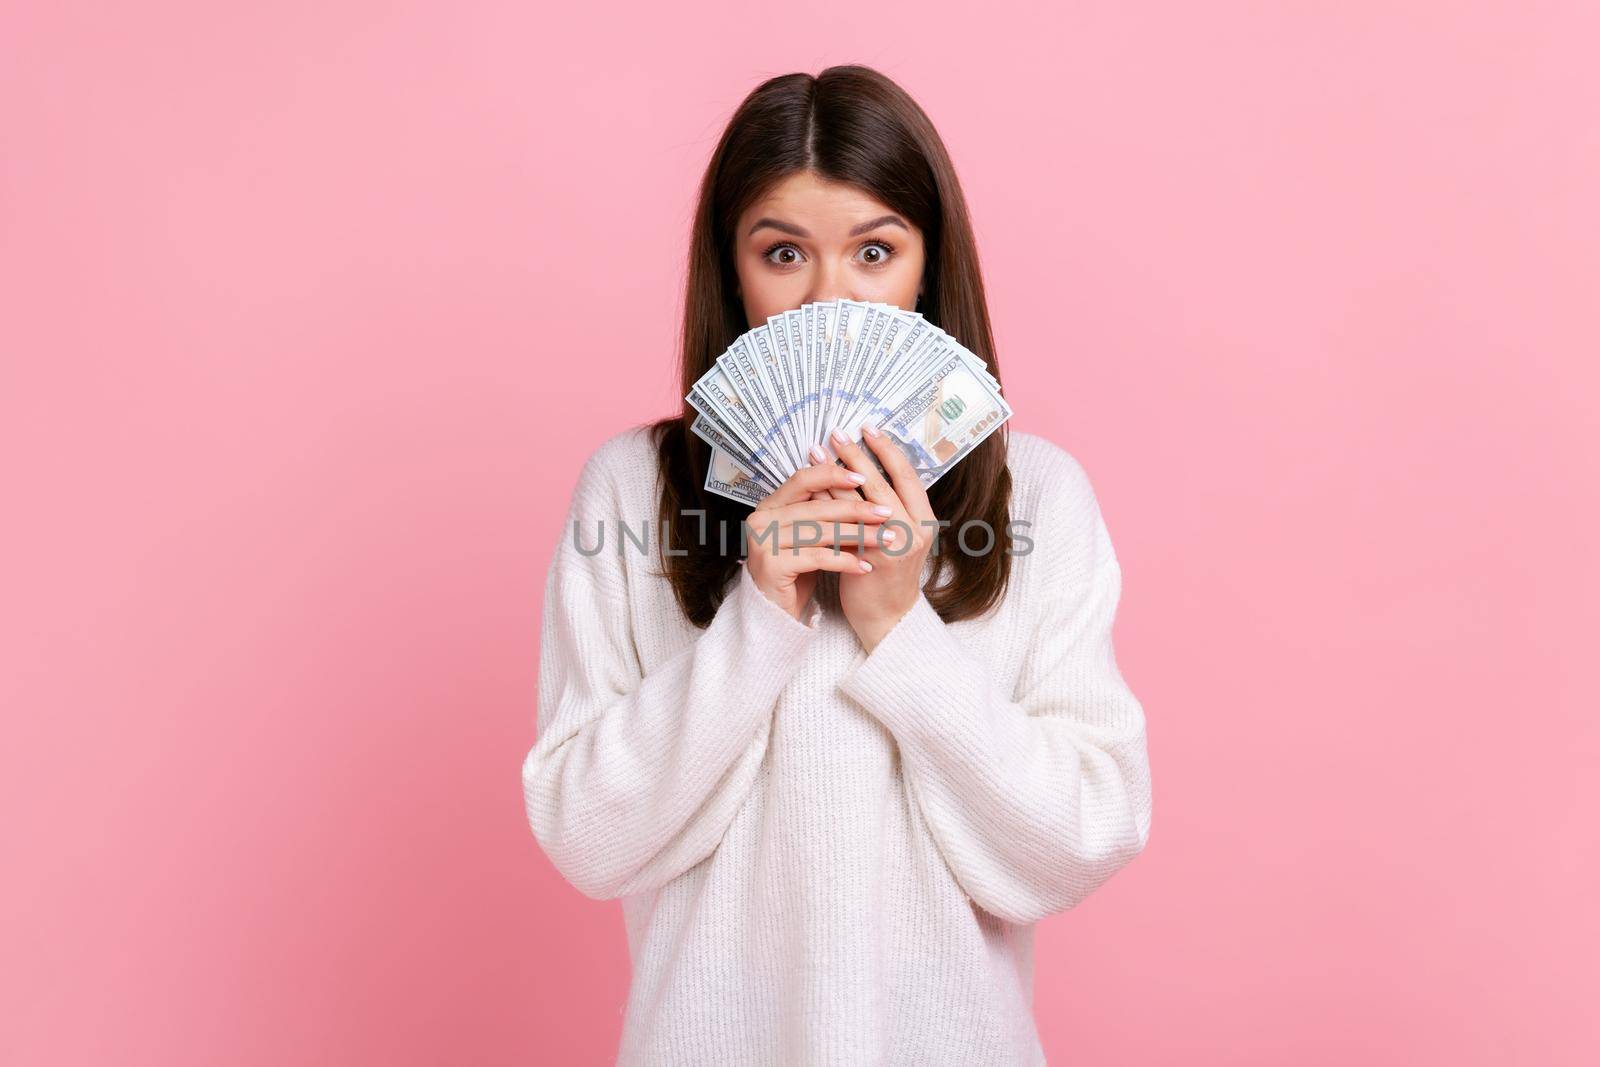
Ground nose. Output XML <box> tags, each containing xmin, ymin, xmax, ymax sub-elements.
<box><xmin>804</xmin><ymin>261</ymin><xmax>854</xmax><ymax>305</ymax></box>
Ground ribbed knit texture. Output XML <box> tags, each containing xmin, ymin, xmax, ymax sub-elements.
<box><xmin>522</xmin><ymin>426</ymin><xmax>1153</xmax><ymax>1066</ymax></box>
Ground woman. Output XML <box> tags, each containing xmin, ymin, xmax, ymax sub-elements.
<box><xmin>522</xmin><ymin>65</ymin><xmax>1153</xmax><ymax>1066</ymax></box>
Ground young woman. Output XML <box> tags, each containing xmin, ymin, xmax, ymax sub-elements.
<box><xmin>523</xmin><ymin>65</ymin><xmax>1153</xmax><ymax>1065</ymax></box>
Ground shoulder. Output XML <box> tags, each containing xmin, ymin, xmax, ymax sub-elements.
<box><xmin>578</xmin><ymin>422</ymin><xmax>658</xmax><ymax>482</ymax></box>
<box><xmin>1004</xmin><ymin>429</ymin><xmax>1095</xmax><ymax>506</ymax></box>
<box><xmin>569</xmin><ymin>423</ymin><xmax>660</xmax><ymax>512</ymax></box>
<box><xmin>548</xmin><ymin>423</ymin><xmax>662</xmax><ymax>586</ymax></box>
<box><xmin>1002</xmin><ymin>429</ymin><xmax>1118</xmax><ymax>581</ymax></box>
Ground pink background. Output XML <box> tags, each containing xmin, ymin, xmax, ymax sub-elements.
<box><xmin>3</xmin><ymin>3</ymin><xmax>1596</xmax><ymax>1064</ymax></box>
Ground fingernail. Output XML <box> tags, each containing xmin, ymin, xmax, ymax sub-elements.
<box><xmin>858</xmin><ymin>558</ymin><xmax>873</xmax><ymax>571</ymax></box>
<box><xmin>846</xmin><ymin>471</ymin><xmax>867</xmax><ymax>485</ymax></box>
<box><xmin>871</xmin><ymin>504</ymin><xmax>892</xmax><ymax>516</ymax></box>
<box><xmin>830</xmin><ymin>427</ymin><xmax>848</xmax><ymax>446</ymax></box>
<box><xmin>861</xmin><ymin>423</ymin><xmax>880</xmax><ymax>438</ymax></box>
<box><xmin>809</xmin><ymin>444</ymin><xmax>827</xmax><ymax>464</ymax></box>
<box><xmin>881</xmin><ymin>528</ymin><xmax>898</xmax><ymax>543</ymax></box>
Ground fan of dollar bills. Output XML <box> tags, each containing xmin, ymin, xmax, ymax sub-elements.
<box><xmin>688</xmin><ymin>298</ymin><xmax>1012</xmax><ymax>505</ymax></box>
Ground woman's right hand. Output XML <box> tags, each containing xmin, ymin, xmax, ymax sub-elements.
<box><xmin>743</xmin><ymin>462</ymin><xmax>898</xmax><ymax>622</ymax></box>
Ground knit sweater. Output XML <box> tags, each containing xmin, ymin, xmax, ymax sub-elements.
<box><xmin>521</xmin><ymin>425</ymin><xmax>1153</xmax><ymax>1066</ymax></box>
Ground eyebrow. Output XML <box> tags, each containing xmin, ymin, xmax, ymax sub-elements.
<box><xmin>746</xmin><ymin>214</ymin><xmax>910</xmax><ymax>239</ymax></box>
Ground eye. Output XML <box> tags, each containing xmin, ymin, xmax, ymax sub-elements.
<box><xmin>761</xmin><ymin>241</ymin><xmax>804</xmax><ymax>267</ymax></box>
<box><xmin>856</xmin><ymin>239</ymin><xmax>898</xmax><ymax>267</ymax></box>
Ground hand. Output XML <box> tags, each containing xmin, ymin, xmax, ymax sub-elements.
<box><xmin>825</xmin><ymin>424</ymin><xmax>938</xmax><ymax>652</ymax></box>
<box><xmin>743</xmin><ymin>460</ymin><xmax>897</xmax><ymax>622</ymax></box>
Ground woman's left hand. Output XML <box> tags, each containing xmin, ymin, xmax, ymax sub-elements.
<box><xmin>828</xmin><ymin>424</ymin><xmax>938</xmax><ymax>653</ymax></box>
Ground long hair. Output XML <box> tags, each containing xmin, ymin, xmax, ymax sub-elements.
<box><xmin>650</xmin><ymin>64</ymin><xmax>1014</xmax><ymax>627</ymax></box>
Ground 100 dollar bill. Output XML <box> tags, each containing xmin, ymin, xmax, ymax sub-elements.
<box><xmin>704</xmin><ymin>353</ymin><xmax>1011</xmax><ymax>504</ymax></box>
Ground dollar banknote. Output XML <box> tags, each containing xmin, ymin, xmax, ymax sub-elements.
<box><xmin>688</xmin><ymin>299</ymin><xmax>1010</xmax><ymax>505</ymax></box>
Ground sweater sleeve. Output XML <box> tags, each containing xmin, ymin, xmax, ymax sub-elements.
<box><xmin>835</xmin><ymin>466</ymin><xmax>1152</xmax><ymax>926</ymax></box>
<box><xmin>521</xmin><ymin>445</ymin><xmax>824</xmax><ymax>901</ymax></box>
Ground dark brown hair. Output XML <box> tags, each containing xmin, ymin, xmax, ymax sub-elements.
<box><xmin>649</xmin><ymin>64</ymin><xmax>1013</xmax><ymax>627</ymax></box>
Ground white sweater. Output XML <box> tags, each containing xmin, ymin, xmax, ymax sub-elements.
<box><xmin>522</xmin><ymin>425</ymin><xmax>1153</xmax><ymax>1066</ymax></box>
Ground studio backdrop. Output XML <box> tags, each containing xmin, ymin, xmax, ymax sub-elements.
<box><xmin>3</xmin><ymin>3</ymin><xmax>1595</xmax><ymax>1065</ymax></box>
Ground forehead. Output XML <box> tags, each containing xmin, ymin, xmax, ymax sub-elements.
<box><xmin>740</xmin><ymin>171</ymin><xmax>902</xmax><ymax>232</ymax></box>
